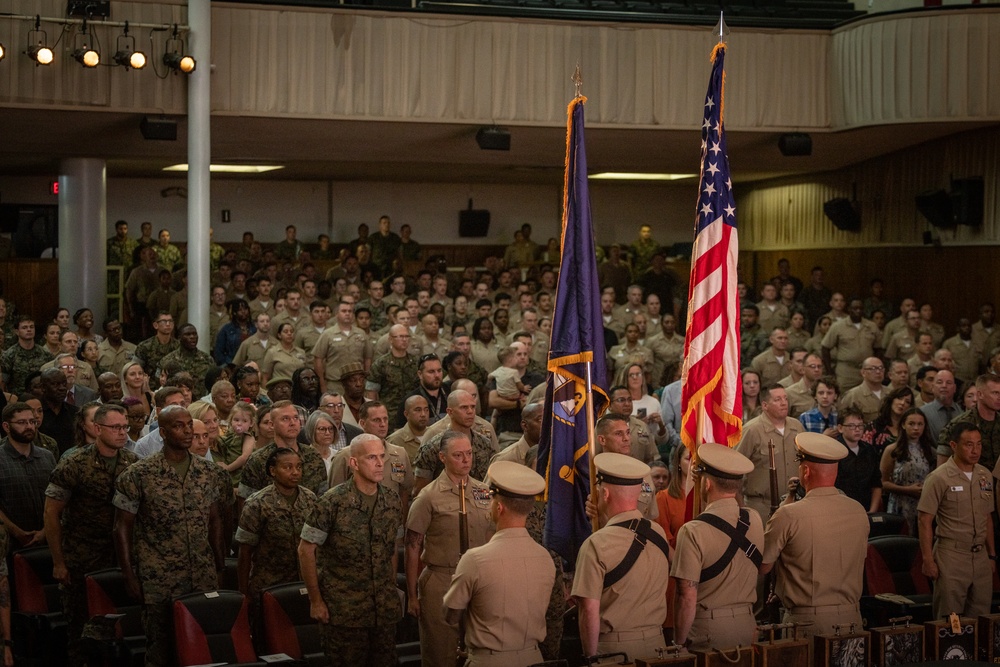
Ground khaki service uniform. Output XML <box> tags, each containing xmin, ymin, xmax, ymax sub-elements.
<box><xmin>442</xmin><ymin>527</ymin><xmax>555</xmax><ymax>666</ymax></box>
<box><xmin>233</xmin><ymin>336</ymin><xmax>277</xmax><ymax>368</ymax></box>
<box><xmin>839</xmin><ymin>383</ymin><xmax>884</xmax><ymax>424</ymax></box>
<box><xmin>918</xmin><ymin>457</ymin><xmax>995</xmax><ymax>619</ymax></box>
<box><xmin>313</xmin><ymin>326</ymin><xmax>373</xmax><ymax>395</ymax></box>
<box><xmin>821</xmin><ymin>318</ymin><xmax>880</xmax><ymax>391</ymax></box>
<box><xmin>572</xmin><ymin>508</ymin><xmax>669</xmax><ymax>661</ymax></box>
<box><xmin>407</xmin><ymin>473</ymin><xmax>493</xmax><ymax>667</ymax></box>
<box><xmin>735</xmin><ymin>416</ymin><xmax>804</xmax><ymax>521</ymax></box>
<box><xmin>785</xmin><ymin>379</ymin><xmax>816</xmax><ymax>418</ymax></box>
<box><xmin>386</xmin><ymin>423</ymin><xmax>424</xmax><ymax>464</ymax></box>
<box><xmin>763</xmin><ymin>487</ymin><xmax>868</xmax><ymax>644</ymax></box>
<box><xmin>671</xmin><ymin>498</ymin><xmax>763</xmax><ymax>650</ymax></box>
<box><xmin>750</xmin><ymin>348</ymin><xmax>791</xmax><ymax>388</ymax></box>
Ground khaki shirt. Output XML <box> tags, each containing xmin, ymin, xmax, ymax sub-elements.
<box><xmin>671</xmin><ymin>498</ymin><xmax>763</xmax><ymax>610</ymax></box>
<box><xmin>756</xmin><ymin>301</ymin><xmax>790</xmax><ymax>334</ymax></box>
<box><xmin>406</xmin><ymin>472</ymin><xmax>494</xmax><ymax>568</ymax></box>
<box><xmin>571</xmin><ymin>509</ymin><xmax>669</xmax><ymax>634</ymax></box>
<box><xmin>920</xmin><ymin>458</ymin><xmax>995</xmax><ymax>544</ymax></box>
<box><xmin>96</xmin><ymin>339</ymin><xmax>137</xmax><ymax>377</ymax></box>
<box><xmin>312</xmin><ymin>326</ymin><xmax>373</xmax><ymax>383</ymax></box>
<box><xmin>735</xmin><ymin>416</ymin><xmax>804</xmax><ymax>520</ymax></box>
<box><xmin>942</xmin><ymin>335</ymin><xmax>979</xmax><ymax>385</ymax></box>
<box><xmin>386</xmin><ymin>423</ymin><xmax>424</xmax><ymax>464</ymax></box>
<box><xmin>233</xmin><ymin>336</ymin><xmax>277</xmax><ymax>368</ymax></box>
<box><xmin>785</xmin><ymin>379</ymin><xmax>816</xmax><ymax>419</ymax></box>
<box><xmin>885</xmin><ymin>330</ymin><xmax>917</xmax><ymax>361</ymax></box>
<box><xmin>259</xmin><ymin>345</ymin><xmax>307</xmax><ymax>382</ymax></box>
<box><xmin>750</xmin><ymin>348</ymin><xmax>792</xmax><ymax>387</ymax></box>
<box><xmin>822</xmin><ymin>318</ymin><xmax>880</xmax><ymax>390</ymax></box>
<box><xmin>763</xmin><ymin>487</ymin><xmax>868</xmax><ymax>609</ymax></box>
<box><xmin>442</xmin><ymin>527</ymin><xmax>555</xmax><ymax>652</ymax></box>
<box><xmin>839</xmin><ymin>383</ymin><xmax>884</xmax><ymax>424</ymax></box>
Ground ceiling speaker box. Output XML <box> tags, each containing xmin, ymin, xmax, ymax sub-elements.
<box><xmin>951</xmin><ymin>177</ymin><xmax>984</xmax><ymax>227</ymax></box>
<box><xmin>476</xmin><ymin>127</ymin><xmax>511</xmax><ymax>151</ymax></box>
<box><xmin>140</xmin><ymin>117</ymin><xmax>177</xmax><ymax>141</ymax></box>
<box><xmin>823</xmin><ymin>197</ymin><xmax>861</xmax><ymax>232</ymax></box>
<box><xmin>459</xmin><ymin>209</ymin><xmax>490</xmax><ymax>237</ymax></box>
<box><xmin>778</xmin><ymin>133</ymin><xmax>812</xmax><ymax>157</ymax></box>
<box><xmin>915</xmin><ymin>190</ymin><xmax>954</xmax><ymax>228</ymax></box>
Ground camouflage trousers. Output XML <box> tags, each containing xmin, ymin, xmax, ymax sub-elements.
<box><xmin>142</xmin><ymin>601</ymin><xmax>173</xmax><ymax>667</ymax></box>
<box><xmin>319</xmin><ymin>622</ymin><xmax>396</xmax><ymax>667</ymax></box>
<box><xmin>59</xmin><ymin>576</ymin><xmax>88</xmax><ymax>667</ymax></box>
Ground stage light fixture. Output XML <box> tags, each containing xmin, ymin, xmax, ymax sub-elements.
<box><xmin>163</xmin><ymin>26</ymin><xmax>195</xmax><ymax>73</ymax></box>
<box><xmin>74</xmin><ymin>46</ymin><xmax>100</xmax><ymax>67</ymax></box>
<box><xmin>25</xmin><ymin>16</ymin><xmax>53</xmax><ymax>66</ymax></box>
<box><xmin>0</xmin><ymin>43</ymin><xmax>6</xmax><ymax>63</ymax></box>
<box><xmin>113</xmin><ymin>22</ymin><xmax>146</xmax><ymax>69</ymax></box>
<box><xmin>72</xmin><ymin>21</ymin><xmax>100</xmax><ymax>67</ymax></box>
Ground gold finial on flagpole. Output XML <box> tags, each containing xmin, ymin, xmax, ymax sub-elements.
<box><xmin>572</xmin><ymin>63</ymin><xmax>583</xmax><ymax>98</ymax></box>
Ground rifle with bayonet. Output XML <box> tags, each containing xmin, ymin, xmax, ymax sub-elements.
<box><xmin>760</xmin><ymin>438</ymin><xmax>783</xmax><ymax>623</ymax></box>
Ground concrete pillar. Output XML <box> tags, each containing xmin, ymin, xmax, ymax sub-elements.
<box><xmin>58</xmin><ymin>158</ymin><xmax>107</xmax><ymax>325</ymax></box>
<box><xmin>186</xmin><ymin>0</ymin><xmax>211</xmax><ymax>352</ymax></box>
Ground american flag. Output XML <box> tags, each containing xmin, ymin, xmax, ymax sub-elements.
<box><xmin>679</xmin><ymin>43</ymin><xmax>743</xmax><ymax>450</ymax></box>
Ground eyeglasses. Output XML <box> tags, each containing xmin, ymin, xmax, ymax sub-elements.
<box><xmin>841</xmin><ymin>423</ymin><xmax>865</xmax><ymax>429</ymax></box>
<box><xmin>628</xmin><ymin>372</ymin><xmax>643</xmax><ymax>378</ymax></box>
<box><xmin>314</xmin><ymin>426</ymin><xmax>335</xmax><ymax>434</ymax></box>
<box><xmin>321</xmin><ymin>403</ymin><xmax>344</xmax><ymax>410</ymax></box>
<box><xmin>155</xmin><ymin>319</ymin><xmax>174</xmax><ymax>325</ymax></box>
<box><xmin>419</xmin><ymin>354</ymin><xmax>439</xmax><ymax>363</ymax></box>
<box><xmin>862</xmin><ymin>366</ymin><xmax>884</xmax><ymax>372</ymax></box>
<box><xmin>5</xmin><ymin>419</ymin><xmax>35</xmax><ymax>427</ymax></box>
<box><xmin>611</xmin><ymin>397</ymin><xmax>630</xmax><ymax>403</ymax></box>
<box><xmin>805</xmin><ymin>364</ymin><xmax>823</xmax><ymax>370</ymax></box>
<box><xmin>97</xmin><ymin>423</ymin><xmax>129</xmax><ymax>432</ymax></box>
<box><xmin>59</xmin><ymin>364</ymin><xmax>75</xmax><ymax>370</ymax></box>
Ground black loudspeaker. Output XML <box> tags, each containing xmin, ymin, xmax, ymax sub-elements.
<box><xmin>951</xmin><ymin>177</ymin><xmax>984</xmax><ymax>227</ymax></box>
<box><xmin>475</xmin><ymin>127</ymin><xmax>511</xmax><ymax>151</ymax></box>
<box><xmin>915</xmin><ymin>190</ymin><xmax>954</xmax><ymax>228</ymax></box>
<box><xmin>823</xmin><ymin>197</ymin><xmax>861</xmax><ymax>232</ymax></box>
<box><xmin>459</xmin><ymin>209</ymin><xmax>490</xmax><ymax>237</ymax></box>
<box><xmin>778</xmin><ymin>133</ymin><xmax>812</xmax><ymax>157</ymax></box>
<box><xmin>140</xmin><ymin>117</ymin><xmax>177</xmax><ymax>141</ymax></box>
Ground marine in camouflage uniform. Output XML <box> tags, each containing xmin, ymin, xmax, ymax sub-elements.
<box><xmin>413</xmin><ymin>427</ymin><xmax>496</xmax><ymax>483</ymax></box>
<box><xmin>356</xmin><ymin>299</ymin><xmax>389</xmax><ymax>332</ymax></box>
<box><xmin>235</xmin><ymin>483</ymin><xmax>318</xmax><ymax>635</ymax></box>
<box><xmin>367</xmin><ymin>351</ymin><xmax>418</xmax><ymax>429</ymax></box>
<box><xmin>45</xmin><ymin>443</ymin><xmax>138</xmax><ymax>666</ymax></box>
<box><xmin>133</xmin><ymin>336</ymin><xmax>179</xmax><ymax>391</ymax></box>
<box><xmin>1</xmin><ymin>343</ymin><xmax>52</xmax><ymax>397</ymax></box>
<box><xmin>107</xmin><ymin>234</ymin><xmax>139</xmax><ymax>275</ymax></box>
<box><xmin>239</xmin><ymin>442</ymin><xmax>328</xmax><ymax>499</ymax></box>
<box><xmin>153</xmin><ymin>242</ymin><xmax>184</xmax><ymax>272</ymax></box>
<box><xmin>300</xmin><ymin>476</ymin><xmax>402</xmax><ymax>666</ymax></box>
<box><xmin>113</xmin><ymin>451</ymin><xmax>225</xmax><ymax>667</ymax></box>
<box><xmin>158</xmin><ymin>324</ymin><xmax>217</xmax><ymax>395</ymax></box>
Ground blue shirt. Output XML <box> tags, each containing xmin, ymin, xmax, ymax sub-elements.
<box><xmin>799</xmin><ymin>407</ymin><xmax>838</xmax><ymax>434</ymax></box>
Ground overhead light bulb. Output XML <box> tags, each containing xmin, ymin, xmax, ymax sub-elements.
<box><xmin>0</xmin><ymin>43</ymin><xmax>6</xmax><ymax>63</ymax></box>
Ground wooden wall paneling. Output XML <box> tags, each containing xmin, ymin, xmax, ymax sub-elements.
<box><xmin>0</xmin><ymin>260</ymin><xmax>60</xmax><ymax>325</ymax></box>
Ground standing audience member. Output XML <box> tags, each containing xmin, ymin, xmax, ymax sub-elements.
<box><xmin>1</xmin><ymin>402</ymin><xmax>57</xmax><ymax>549</ymax></box>
<box><xmin>113</xmin><ymin>406</ymin><xmax>227</xmax><ymax>667</ymax></box>
<box><xmin>918</xmin><ymin>422</ymin><xmax>995</xmax><ymax>620</ymax></box>
<box><xmin>880</xmin><ymin>408</ymin><xmax>936</xmax><ymax>534</ymax></box>
<box><xmin>44</xmin><ymin>403</ymin><xmax>137</xmax><ymax>667</ymax></box>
